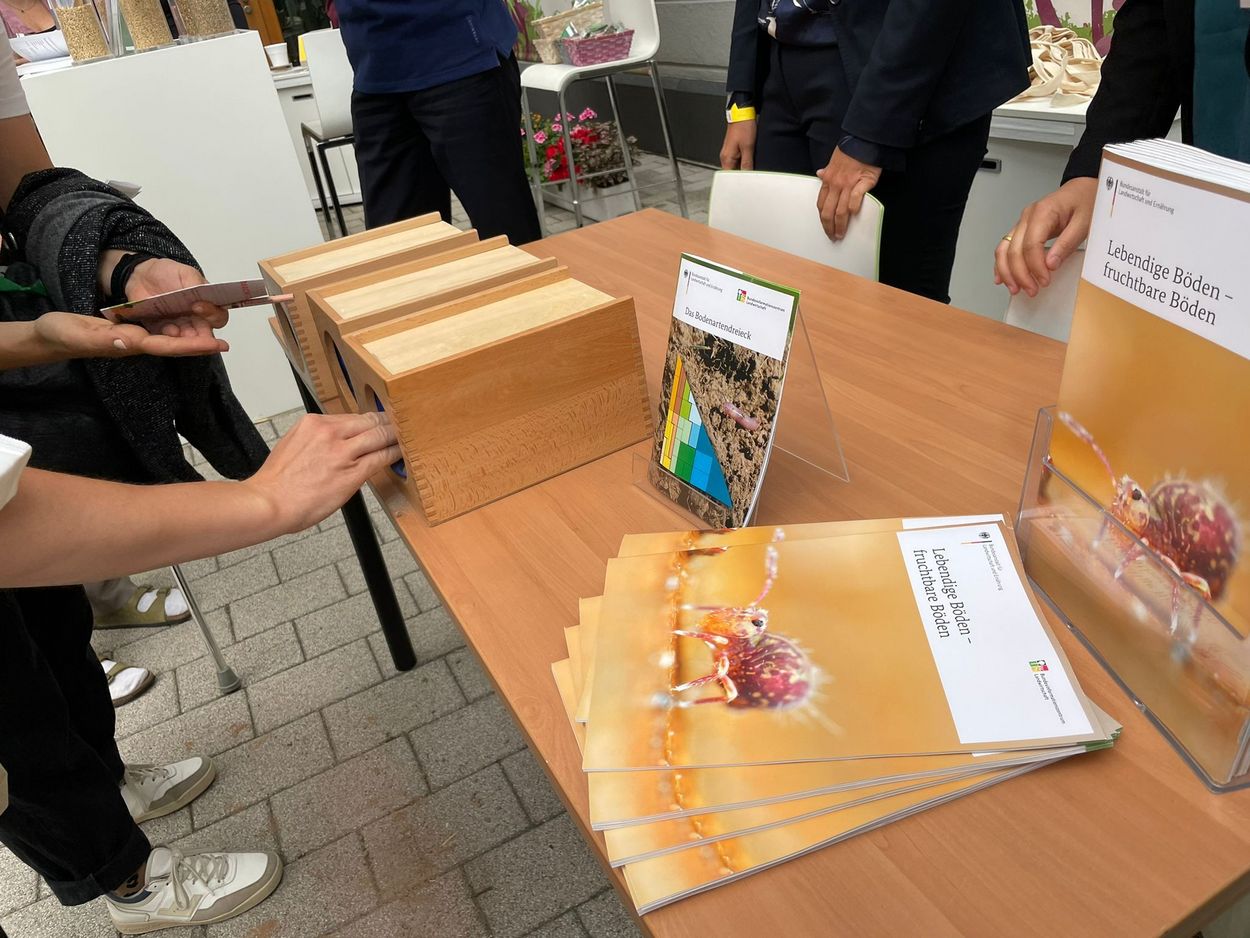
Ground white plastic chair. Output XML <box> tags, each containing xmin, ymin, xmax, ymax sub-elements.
<box><xmin>707</xmin><ymin>170</ymin><xmax>883</xmax><ymax>280</ymax></box>
<box><xmin>300</xmin><ymin>28</ymin><xmax>356</xmax><ymax>238</ymax></box>
<box><xmin>521</xmin><ymin>0</ymin><xmax>686</xmax><ymax>232</ymax></box>
<box><xmin>1003</xmin><ymin>248</ymin><xmax>1083</xmax><ymax>341</ymax></box>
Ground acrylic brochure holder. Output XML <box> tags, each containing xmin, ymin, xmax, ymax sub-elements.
<box><xmin>633</xmin><ymin>306</ymin><xmax>849</xmax><ymax>528</ymax></box>
<box><xmin>1016</xmin><ymin>406</ymin><xmax>1250</xmax><ymax>791</ymax></box>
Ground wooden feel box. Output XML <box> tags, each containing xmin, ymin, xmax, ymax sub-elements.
<box><xmin>334</xmin><ymin>267</ymin><xmax>653</xmax><ymax>523</ymax></box>
<box><xmin>259</xmin><ymin>213</ymin><xmax>476</xmax><ymax>402</ymax></box>
<box><xmin>309</xmin><ymin>236</ymin><xmax>559</xmax><ymax>408</ymax></box>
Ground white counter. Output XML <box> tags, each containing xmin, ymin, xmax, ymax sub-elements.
<box><xmin>949</xmin><ymin>95</ymin><xmax>1181</xmax><ymax>323</ymax></box>
<box><xmin>21</xmin><ymin>32</ymin><xmax>323</xmax><ymax>419</ymax></box>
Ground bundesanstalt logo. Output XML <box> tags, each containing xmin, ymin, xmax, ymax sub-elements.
<box><xmin>1105</xmin><ymin>175</ymin><xmax>1114</xmax><ymax>191</ymax></box>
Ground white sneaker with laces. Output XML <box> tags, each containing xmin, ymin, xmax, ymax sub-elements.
<box><xmin>121</xmin><ymin>758</ymin><xmax>217</xmax><ymax>823</ymax></box>
<box><xmin>106</xmin><ymin>846</ymin><xmax>283</xmax><ymax>934</ymax></box>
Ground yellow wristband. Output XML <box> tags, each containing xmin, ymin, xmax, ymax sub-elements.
<box><xmin>727</xmin><ymin>104</ymin><xmax>757</xmax><ymax>124</ymax></box>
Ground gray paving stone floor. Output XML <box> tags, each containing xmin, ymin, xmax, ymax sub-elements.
<box><xmin>0</xmin><ymin>160</ymin><xmax>707</xmax><ymax>937</ymax></box>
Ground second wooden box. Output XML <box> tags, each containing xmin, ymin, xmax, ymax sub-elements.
<box><xmin>336</xmin><ymin>267</ymin><xmax>653</xmax><ymax>523</ymax></box>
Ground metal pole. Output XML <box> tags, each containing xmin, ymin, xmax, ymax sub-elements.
<box><xmin>171</xmin><ymin>564</ymin><xmax>240</xmax><ymax>695</ymax></box>
<box><xmin>605</xmin><ymin>74</ymin><xmax>643</xmax><ymax>212</ymax></box>
<box><xmin>648</xmin><ymin>61</ymin><xmax>688</xmax><ymax>218</ymax></box>
<box><xmin>522</xmin><ymin>88</ymin><xmax>549</xmax><ymax>238</ymax></box>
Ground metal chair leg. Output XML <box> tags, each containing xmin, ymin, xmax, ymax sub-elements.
<box><xmin>558</xmin><ymin>88</ymin><xmax>584</xmax><ymax>228</ymax></box>
<box><xmin>605</xmin><ymin>74</ymin><xmax>642</xmax><ymax>212</ymax></box>
<box><xmin>303</xmin><ymin>129</ymin><xmax>333</xmax><ymax>237</ymax></box>
<box><xmin>317</xmin><ymin>141</ymin><xmax>349</xmax><ymax>238</ymax></box>
<box><xmin>171</xmin><ymin>565</ymin><xmax>240</xmax><ymax>695</ymax></box>
<box><xmin>521</xmin><ymin>89</ymin><xmax>547</xmax><ymax>238</ymax></box>
<box><xmin>648</xmin><ymin>61</ymin><xmax>688</xmax><ymax>218</ymax></box>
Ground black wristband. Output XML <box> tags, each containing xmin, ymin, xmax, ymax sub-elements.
<box><xmin>108</xmin><ymin>251</ymin><xmax>159</xmax><ymax>305</ymax></box>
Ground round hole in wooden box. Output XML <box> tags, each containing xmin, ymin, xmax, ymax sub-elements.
<box><xmin>325</xmin><ymin>334</ymin><xmax>357</xmax><ymax>405</ymax></box>
<box><xmin>366</xmin><ymin>387</ymin><xmax>407</xmax><ymax>480</ymax></box>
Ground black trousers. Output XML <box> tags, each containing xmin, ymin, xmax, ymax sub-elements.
<box><xmin>350</xmin><ymin>54</ymin><xmax>542</xmax><ymax>245</ymax></box>
<box><xmin>755</xmin><ymin>42</ymin><xmax>991</xmax><ymax>304</ymax></box>
<box><xmin>0</xmin><ymin>587</ymin><xmax>150</xmax><ymax>904</ymax></box>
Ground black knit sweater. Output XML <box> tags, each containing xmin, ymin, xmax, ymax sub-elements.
<box><xmin>0</xmin><ymin>168</ymin><xmax>268</xmax><ymax>483</ymax></box>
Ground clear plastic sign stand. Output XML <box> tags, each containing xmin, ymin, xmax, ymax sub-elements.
<box><xmin>632</xmin><ymin>307</ymin><xmax>850</xmax><ymax>529</ymax></box>
<box><xmin>1017</xmin><ymin>406</ymin><xmax>1250</xmax><ymax>792</ymax></box>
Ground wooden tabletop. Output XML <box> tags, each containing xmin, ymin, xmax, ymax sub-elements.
<box><xmin>276</xmin><ymin>210</ymin><xmax>1250</xmax><ymax>938</ymax></box>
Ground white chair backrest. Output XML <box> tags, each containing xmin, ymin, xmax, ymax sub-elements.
<box><xmin>1003</xmin><ymin>248</ymin><xmax>1084</xmax><ymax>342</ymax></box>
<box><xmin>604</xmin><ymin>0</ymin><xmax>660</xmax><ymax>59</ymax></box>
<box><xmin>707</xmin><ymin>170</ymin><xmax>882</xmax><ymax>281</ymax></box>
<box><xmin>302</xmin><ymin>28</ymin><xmax>354</xmax><ymax>138</ymax></box>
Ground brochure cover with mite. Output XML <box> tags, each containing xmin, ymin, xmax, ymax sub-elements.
<box><xmin>571</xmin><ymin>608</ymin><xmax>1115</xmax><ymax>829</ymax></box>
<box><xmin>1052</xmin><ymin>141</ymin><xmax>1249</xmax><ymax>640</ymax></box>
<box><xmin>576</xmin><ymin>515</ymin><xmax>1005</xmax><ymax>724</ymax></box>
<box><xmin>583</xmin><ymin>522</ymin><xmax>1106</xmax><ymax>771</ymax></box>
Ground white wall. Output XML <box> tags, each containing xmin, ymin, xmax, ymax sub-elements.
<box><xmin>22</xmin><ymin>31</ymin><xmax>324</xmax><ymax>420</ymax></box>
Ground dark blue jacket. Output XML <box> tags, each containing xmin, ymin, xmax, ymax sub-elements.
<box><xmin>336</xmin><ymin>0</ymin><xmax>517</xmax><ymax>95</ymax></box>
<box><xmin>728</xmin><ymin>0</ymin><xmax>1030</xmax><ymax>149</ymax></box>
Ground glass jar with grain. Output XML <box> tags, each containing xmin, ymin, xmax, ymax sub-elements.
<box><xmin>118</xmin><ymin>0</ymin><xmax>173</xmax><ymax>50</ymax></box>
<box><xmin>50</xmin><ymin>0</ymin><xmax>112</xmax><ymax>63</ymax></box>
<box><xmin>168</xmin><ymin>0</ymin><xmax>234</xmax><ymax>39</ymax></box>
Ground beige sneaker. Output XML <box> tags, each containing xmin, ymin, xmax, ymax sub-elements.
<box><xmin>106</xmin><ymin>846</ymin><xmax>283</xmax><ymax>934</ymax></box>
<box><xmin>121</xmin><ymin>758</ymin><xmax>217</xmax><ymax>823</ymax></box>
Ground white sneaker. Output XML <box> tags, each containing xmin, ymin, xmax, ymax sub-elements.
<box><xmin>121</xmin><ymin>758</ymin><xmax>217</xmax><ymax>823</ymax></box>
<box><xmin>106</xmin><ymin>846</ymin><xmax>283</xmax><ymax>934</ymax></box>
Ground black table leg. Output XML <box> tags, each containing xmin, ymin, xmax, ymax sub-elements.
<box><xmin>302</xmin><ymin>129</ymin><xmax>333</xmax><ymax>233</ymax></box>
<box><xmin>317</xmin><ymin>141</ymin><xmax>349</xmax><ymax>239</ymax></box>
<box><xmin>290</xmin><ymin>365</ymin><xmax>416</xmax><ymax>671</ymax></box>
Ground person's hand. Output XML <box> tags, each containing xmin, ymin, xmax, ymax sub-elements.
<box><xmin>125</xmin><ymin>257</ymin><xmax>230</xmax><ymax>333</ymax></box>
<box><xmin>720</xmin><ymin>121</ymin><xmax>757</xmax><ymax>171</ymax></box>
<box><xmin>245</xmin><ymin>412</ymin><xmax>403</xmax><ymax>534</ymax></box>
<box><xmin>816</xmin><ymin>147</ymin><xmax>882</xmax><ymax>241</ymax></box>
<box><xmin>995</xmin><ymin>177</ymin><xmax>1097</xmax><ymax>297</ymax></box>
<box><xmin>32</xmin><ymin>311</ymin><xmax>229</xmax><ymax>360</ymax></box>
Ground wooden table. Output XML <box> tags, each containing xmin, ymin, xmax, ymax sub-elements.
<box><xmin>275</xmin><ymin>210</ymin><xmax>1250</xmax><ymax>938</ymax></box>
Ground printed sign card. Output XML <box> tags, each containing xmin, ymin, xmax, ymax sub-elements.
<box><xmin>1053</xmin><ymin>140</ymin><xmax>1250</xmax><ymax>639</ymax></box>
<box><xmin>649</xmin><ymin>255</ymin><xmax>799</xmax><ymax>527</ymax></box>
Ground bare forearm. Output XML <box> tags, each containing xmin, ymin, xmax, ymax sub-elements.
<box><xmin>0</xmin><ymin>469</ymin><xmax>287</xmax><ymax>587</ymax></box>
<box><xmin>0</xmin><ymin>411</ymin><xmax>401</xmax><ymax>587</ymax></box>
<box><xmin>0</xmin><ymin>321</ymin><xmax>63</xmax><ymax>369</ymax></box>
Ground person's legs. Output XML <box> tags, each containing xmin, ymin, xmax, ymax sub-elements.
<box><xmin>407</xmin><ymin>54</ymin><xmax>542</xmax><ymax>244</ymax></box>
<box><xmin>350</xmin><ymin>89</ymin><xmax>452</xmax><ymax>229</ymax></box>
<box><xmin>85</xmin><ymin>576</ymin><xmax>188</xmax><ymax>628</ymax></box>
<box><xmin>83</xmin><ymin>577</ymin><xmax>134</xmax><ymax>615</ymax></box>
<box><xmin>0</xmin><ymin>589</ymin><xmax>150</xmax><ymax>904</ymax></box>
<box><xmin>22</xmin><ymin>586</ymin><xmax>126</xmax><ymax>777</ymax></box>
<box><xmin>872</xmin><ymin>115</ymin><xmax>992</xmax><ymax>303</ymax></box>
<box><xmin>0</xmin><ymin>588</ymin><xmax>278</xmax><ymax>927</ymax></box>
<box><xmin>754</xmin><ymin>43</ymin><xmax>825</xmax><ymax>174</ymax></box>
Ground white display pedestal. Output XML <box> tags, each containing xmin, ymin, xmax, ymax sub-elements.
<box><xmin>21</xmin><ymin>31</ymin><xmax>324</xmax><ymax>420</ymax></box>
<box><xmin>949</xmin><ymin>98</ymin><xmax>1182</xmax><ymax>324</ymax></box>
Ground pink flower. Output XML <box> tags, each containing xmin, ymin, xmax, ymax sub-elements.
<box><xmin>578</xmin><ymin>107</ymin><xmax>597</xmax><ymax>121</ymax></box>
<box><xmin>565</xmin><ymin>111</ymin><xmax>576</xmax><ymax>122</ymax></box>
<box><xmin>533</xmin><ymin>130</ymin><xmax>547</xmax><ymax>144</ymax></box>
<box><xmin>550</xmin><ymin>122</ymin><xmax>563</xmax><ymax>133</ymax></box>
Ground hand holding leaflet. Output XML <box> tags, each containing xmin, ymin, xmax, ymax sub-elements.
<box><xmin>102</xmin><ymin>279</ymin><xmax>293</xmax><ymax>324</ymax></box>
